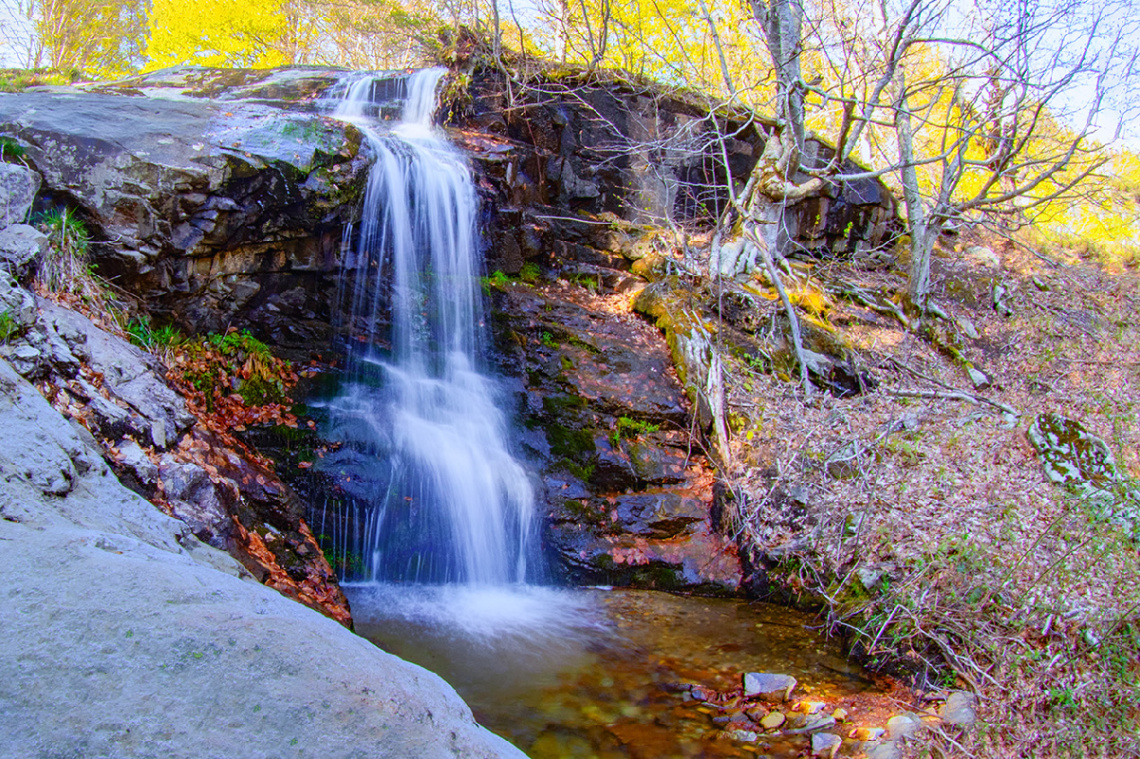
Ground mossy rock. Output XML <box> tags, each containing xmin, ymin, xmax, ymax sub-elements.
<box><xmin>1028</xmin><ymin>413</ymin><xmax>1118</xmax><ymax>492</ymax></box>
<box><xmin>1027</xmin><ymin>413</ymin><xmax>1140</xmax><ymax>528</ymax></box>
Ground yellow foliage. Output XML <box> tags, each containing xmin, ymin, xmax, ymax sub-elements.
<box><xmin>789</xmin><ymin>286</ymin><xmax>830</xmax><ymax>318</ymax></box>
<box><xmin>145</xmin><ymin>0</ymin><xmax>298</xmax><ymax>69</ymax></box>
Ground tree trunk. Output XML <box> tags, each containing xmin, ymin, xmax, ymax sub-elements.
<box><xmin>894</xmin><ymin>72</ymin><xmax>932</xmax><ymax>313</ymax></box>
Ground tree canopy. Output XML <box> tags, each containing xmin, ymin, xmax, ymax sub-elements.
<box><xmin>6</xmin><ymin>0</ymin><xmax>1139</xmax><ymax>276</ymax></box>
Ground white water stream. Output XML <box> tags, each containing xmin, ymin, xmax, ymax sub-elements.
<box><xmin>323</xmin><ymin>69</ymin><xmax>536</xmax><ymax>586</ymax></box>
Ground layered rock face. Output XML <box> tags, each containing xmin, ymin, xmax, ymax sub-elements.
<box><xmin>0</xmin><ymin>65</ymin><xmax>896</xmax><ymax>594</ymax></box>
<box><xmin>0</xmin><ymin>67</ymin><xmax>369</xmax><ymax>349</ymax></box>
<box><xmin>0</xmin><ymin>356</ymin><xmax>525</xmax><ymax>759</ymax></box>
<box><xmin>0</xmin><ymin>154</ymin><xmax>350</xmax><ymax>624</ymax></box>
<box><xmin>462</xmin><ymin>67</ymin><xmax>897</xmax><ymax>274</ymax></box>
<box><xmin>458</xmin><ymin>69</ymin><xmax>895</xmax><ymax>590</ymax></box>
<box><xmin>490</xmin><ymin>278</ymin><xmax>742</xmax><ymax>592</ymax></box>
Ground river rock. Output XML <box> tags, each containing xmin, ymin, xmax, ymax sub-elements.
<box><xmin>760</xmin><ymin>711</ymin><xmax>786</xmax><ymax>729</ymax></box>
<box><xmin>886</xmin><ymin>713</ymin><xmax>922</xmax><ymax>740</ymax></box>
<box><xmin>0</xmin><ymin>355</ymin><xmax>523</xmax><ymax>758</ymax></box>
<box><xmin>743</xmin><ymin>672</ymin><xmax>797</xmax><ymax>701</ymax></box>
<box><xmin>788</xmin><ymin>715</ymin><xmax>838</xmax><ymax>734</ymax></box>
<box><xmin>811</xmin><ymin>732</ymin><xmax>843</xmax><ymax>758</ymax></box>
<box><xmin>940</xmin><ymin>690</ymin><xmax>978</xmax><ymax>726</ymax></box>
<box><xmin>0</xmin><ymin>161</ymin><xmax>39</xmax><ymax>227</ymax></box>
<box><xmin>865</xmin><ymin>741</ymin><xmax>904</xmax><ymax>759</ymax></box>
<box><xmin>849</xmin><ymin>726</ymin><xmax>885</xmax><ymax>741</ymax></box>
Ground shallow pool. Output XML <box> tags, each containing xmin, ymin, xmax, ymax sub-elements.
<box><xmin>348</xmin><ymin>584</ymin><xmax>875</xmax><ymax>758</ymax></box>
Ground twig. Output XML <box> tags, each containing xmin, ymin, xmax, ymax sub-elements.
<box><xmin>885</xmin><ymin>388</ymin><xmax>1019</xmax><ymax>417</ymax></box>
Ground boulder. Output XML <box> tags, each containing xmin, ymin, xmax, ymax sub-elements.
<box><xmin>0</xmin><ymin>223</ymin><xmax>48</xmax><ymax>282</ymax></box>
<box><xmin>939</xmin><ymin>690</ymin><xmax>977</xmax><ymax>727</ymax></box>
<box><xmin>0</xmin><ymin>69</ymin><xmax>371</xmax><ymax>350</ymax></box>
<box><xmin>811</xmin><ymin>732</ymin><xmax>843</xmax><ymax>758</ymax></box>
<box><xmin>886</xmin><ymin>713</ymin><xmax>922</xmax><ymax>740</ymax></box>
<box><xmin>1027</xmin><ymin>412</ymin><xmax>1140</xmax><ymax>528</ymax></box>
<box><xmin>0</xmin><ymin>161</ymin><xmax>39</xmax><ymax>227</ymax></box>
<box><xmin>0</xmin><ymin>356</ymin><xmax>524</xmax><ymax>759</ymax></box>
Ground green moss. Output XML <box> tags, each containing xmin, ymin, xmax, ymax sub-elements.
<box><xmin>542</xmin><ymin>394</ymin><xmax>587</xmax><ymax>415</ymax></box>
<box><xmin>480</xmin><ymin>269</ymin><xmax>511</xmax><ymax>294</ymax></box>
<box><xmin>610</xmin><ymin>416</ymin><xmax>661</xmax><ymax>446</ymax></box>
<box><xmin>565</xmin><ymin>335</ymin><xmax>600</xmax><ymax>354</ymax></box>
<box><xmin>0</xmin><ymin>136</ymin><xmax>26</xmax><ymax>161</ymax></box>
<box><xmin>547</xmin><ymin>424</ymin><xmax>596</xmax><ymax>461</ymax></box>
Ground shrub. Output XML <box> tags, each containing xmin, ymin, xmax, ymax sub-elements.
<box><xmin>35</xmin><ymin>207</ymin><xmax>100</xmax><ymax>299</ymax></box>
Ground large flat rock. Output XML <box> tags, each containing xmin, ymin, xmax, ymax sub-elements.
<box><xmin>0</xmin><ymin>357</ymin><xmax>523</xmax><ymax>758</ymax></box>
<box><xmin>0</xmin><ymin>69</ymin><xmax>372</xmax><ymax>348</ymax></box>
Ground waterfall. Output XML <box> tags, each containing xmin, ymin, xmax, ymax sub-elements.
<box><xmin>323</xmin><ymin>68</ymin><xmax>537</xmax><ymax>586</ymax></box>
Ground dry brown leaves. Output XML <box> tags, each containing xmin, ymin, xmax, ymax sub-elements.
<box><xmin>715</xmin><ymin>238</ymin><xmax>1140</xmax><ymax>758</ymax></box>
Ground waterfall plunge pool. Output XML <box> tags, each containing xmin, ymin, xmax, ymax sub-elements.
<box><xmin>308</xmin><ymin>68</ymin><xmax>895</xmax><ymax>758</ymax></box>
<box><xmin>346</xmin><ymin>584</ymin><xmax>880</xmax><ymax>758</ymax></box>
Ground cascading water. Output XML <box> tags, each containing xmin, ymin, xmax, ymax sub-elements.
<box><xmin>321</xmin><ymin>68</ymin><xmax>537</xmax><ymax>586</ymax></box>
<box><xmin>305</xmin><ymin>70</ymin><xmax>883</xmax><ymax>759</ymax></box>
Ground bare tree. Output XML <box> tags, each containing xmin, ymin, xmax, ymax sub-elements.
<box><xmin>26</xmin><ymin>0</ymin><xmax>146</xmax><ymax>75</ymax></box>
<box><xmin>723</xmin><ymin>0</ymin><xmax>1139</xmax><ymax>313</ymax></box>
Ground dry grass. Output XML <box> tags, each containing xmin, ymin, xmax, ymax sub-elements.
<box><xmin>718</xmin><ymin>238</ymin><xmax>1140</xmax><ymax>758</ymax></box>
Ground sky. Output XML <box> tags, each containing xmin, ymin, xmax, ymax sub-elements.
<box><xmin>0</xmin><ymin>0</ymin><xmax>33</xmax><ymax>68</ymax></box>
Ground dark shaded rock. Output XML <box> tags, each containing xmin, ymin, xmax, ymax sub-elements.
<box><xmin>463</xmin><ymin>66</ymin><xmax>896</xmax><ymax>270</ymax></box>
<box><xmin>86</xmin><ymin>393</ymin><xmax>138</xmax><ymax>441</ymax></box>
<box><xmin>158</xmin><ymin>456</ymin><xmax>235</xmax><ymax>545</ymax></box>
<box><xmin>113</xmin><ymin>438</ymin><xmax>159</xmax><ymax>492</ymax></box>
<box><xmin>611</xmin><ymin>491</ymin><xmax>708</xmax><ymax>538</ymax></box>
<box><xmin>485</xmin><ymin>278</ymin><xmax>741</xmax><ymax>593</ymax></box>
<box><xmin>552</xmin><ymin>526</ymin><xmax>742</xmax><ymax>593</ymax></box>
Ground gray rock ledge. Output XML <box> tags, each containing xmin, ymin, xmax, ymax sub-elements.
<box><xmin>0</xmin><ymin>356</ymin><xmax>523</xmax><ymax>758</ymax></box>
